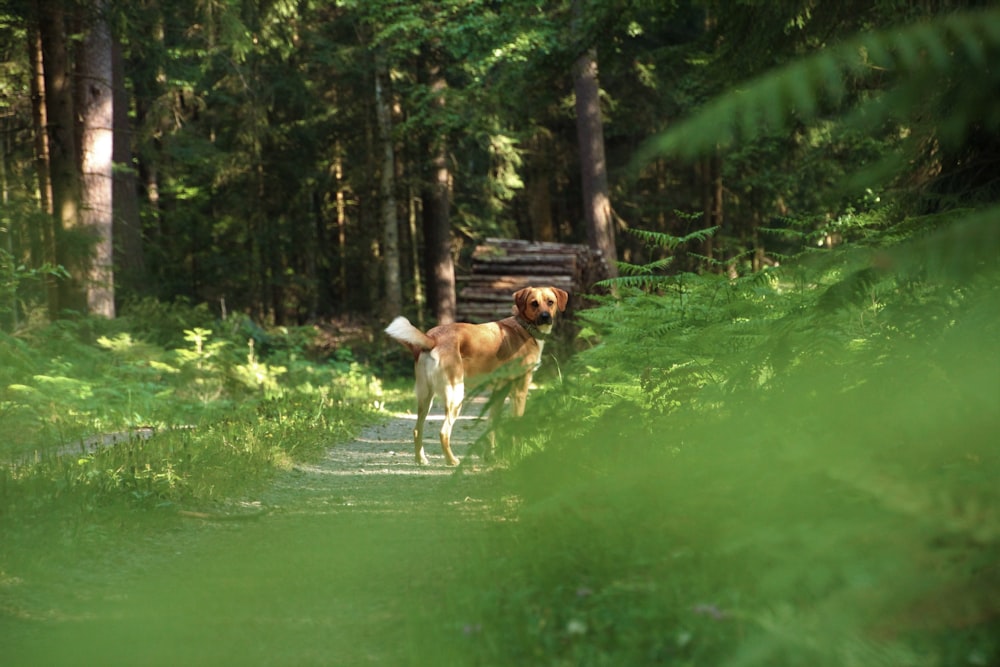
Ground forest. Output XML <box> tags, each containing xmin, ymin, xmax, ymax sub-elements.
<box><xmin>2</xmin><ymin>0</ymin><xmax>999</xmax><ymax>665</ymax></box>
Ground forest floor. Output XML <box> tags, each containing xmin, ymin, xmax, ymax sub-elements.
<box><xmin>5</xmin><ymin>402</ymin><xmax>514</xmax><ymax>666</ymax></box>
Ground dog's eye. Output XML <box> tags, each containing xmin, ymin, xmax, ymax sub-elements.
<box><xmin>531</xmin><ymin>300</ymin><xmax>539</xmax><ymax>307</ymax></box>
<box><xmin>547</xmin><ymin>300</ymin><xmax>554</xmax><ymax>306</ymax></box>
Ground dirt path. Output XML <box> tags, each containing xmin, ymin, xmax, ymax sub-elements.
<box><xmin>8</xmin><ymin>404</ymin><xmax>511</xmax><ymax>666</ymax></box>
<box><xmin>263</xmin><ymin>397</ymin><xmax>505</xmax><ymax>515</ymax></box>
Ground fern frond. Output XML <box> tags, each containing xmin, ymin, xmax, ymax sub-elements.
<box><xmin>627</xmin><ymin>226</ymin><xmax>719</xmax><ymax>250</ymax></box>
<box><xmin>596</xmin><ymin>274</ymin><xmax>676</xmax><ymax>291</ymax></box>
<box><xmin>633</xmin><ymin>8</ymin><xmax>1000</xmax><ymax>164</ymax></box>
<box><xmin>616</xmin><ymin>257</ymin><xmax>674</xmax><ymax>276</ymax></box>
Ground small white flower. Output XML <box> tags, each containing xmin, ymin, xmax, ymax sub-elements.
<box><xmin>566</xmin><ymin>619</ymin><xmax>587</xmax><ymax>636</ymax></box>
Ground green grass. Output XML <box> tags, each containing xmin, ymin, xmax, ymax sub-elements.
<box><xmin>4</xmin><ymin>509</ymin><xmax>495</xmax><ymax>666</ymax></box>
<box><xmin>3</xmin><ymin>214</ymin><xmax>999</xmax><ymax>665</ymax></box>
<box><xmin>0</xmin><ymin>309</ymin><xmax>384</xmax><ymax>508</ymax></box>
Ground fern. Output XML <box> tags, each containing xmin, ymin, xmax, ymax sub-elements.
<box><xmin>634</xmin><ymin>7</ymin><xmax>1000</xmax><ymax>164</ymax></box>
<box><xmin>626</xmin><ymin>225</ymin><xmax>719</xmax><ymax>251</ymax></box>
<box><xmin>599</xmin><ymin>226</ymin><xmax>720</xmax><ymax>292</ymax></box>
<box><xmin>616</xmin><ymin>256</ymin><xmax>674</xmax><ymax>276</ymax></box>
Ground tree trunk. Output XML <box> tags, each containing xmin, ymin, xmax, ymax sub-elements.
<box><xmin>527</xmin><ymin>131</ymin><xmax>556</xmax><ymax>242</ymax></box>
<box><xmin>572</xmin><ymin>46</ymin><xmax>617</xmax><ymax>278</ymax></box>
<box><xmin>698</xmin><ymin>153</ymin><xmax>723</xmax><ymax>270</ymax></box>
<box><xmin>408</xmin><ymin>185</ymin><xmax>425</xmax><ymax>329</ymax></box>
<box><xmin>422</xmin><ymin>61</ymin><xmax>455</xmax><ymax>325</ymax></box>
<box><xmin>78</xmin><ymin>0</ymin><xmax>115</xmax><ymax>317</ymax></box>
<box><xmin>39</xmin><ymin>2</ymin><xmax>85</xmax><ymax>315</ymax></box>
<box><xmin>26</xmin><ymin>15</ymin><xmax>59</xmax><ymax>314</ymax></box>
<box><xmin>112</xmin><ymin>37</ymin><xmax>145</xmax><ymax>297</ymax></box>
<box><xmin>133</xmin><ymin>2</ymin><xmax>163</xmax><ymax>256</ymax></box>
<box><xmin>374</xmin><ymin>51</ymin><xmax>402</xmax><ymax>318</ymax></box>
<box><xmin>333</xmin><ymin>152</ymin><xmax>347</xmax><ymax>308</ymax></box>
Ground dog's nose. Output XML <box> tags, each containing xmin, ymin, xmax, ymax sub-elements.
<box><xmin>538</xmin><ymin>311</ymin><xmax>552</xmax><ymax>324</ymax></box>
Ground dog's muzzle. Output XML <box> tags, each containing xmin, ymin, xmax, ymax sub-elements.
<box><xmin>534</xmin><ymin>311</ymin><xmax>554</xmax><ymax>335</ymax></box>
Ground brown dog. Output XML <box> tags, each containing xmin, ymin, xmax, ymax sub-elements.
<box><xmin>385</xmin><ymin>286</ymin><xmax>569</xmax><ymax>465</ymax></box>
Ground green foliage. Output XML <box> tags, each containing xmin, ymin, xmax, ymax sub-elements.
<box><xmin>635</xmin><ymin>7</ymin><xmax>1000</xmax><ymax>172</ymax></box>
<box><xmin>0</xmin><ymin>246</ymin><xmax>68</xmax><ymax>326</ymax></box>
<box><xmin>457</xmin><ymin>210</ymin><xmax>1000</xmax><ymax>665</ymax></box>
<box><xmin>0</xmin><ymin>308</ymin><xmax>385</xmax><ymax>520</ymax></box>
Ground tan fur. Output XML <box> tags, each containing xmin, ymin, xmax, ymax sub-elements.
<box><xmin>385</xmin><ymin>286</ymin><xmax>568</xmax><ymax>465</ymax></box>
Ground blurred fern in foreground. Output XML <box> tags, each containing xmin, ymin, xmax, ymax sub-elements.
<box><xmin>472</xmin><ymin>11</ymin><xmax>1000</xmax><ymax>661</ymax></box>
<box><xmin>635</xmin><ymin>7</ymin><xmax>1000</xmax><ymax>166</ymax></box>
<box><xmin>473</xmin><ymin>207</ymin><xmax>999</xmax><ymax>667</ymax></box>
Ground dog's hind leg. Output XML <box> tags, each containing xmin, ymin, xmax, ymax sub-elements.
<box><xmin>438</xmin><ymin>381</ymin><xmax>463</xmax><ymax>466</ymax></box>
<box><xmin>413</xmin><ymin>359</ymin><xmax>433</xmax><ymax>465</ymax></box>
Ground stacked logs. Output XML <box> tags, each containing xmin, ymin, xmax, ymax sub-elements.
<box><xmin>456</xmin><ymin>238</ymin><xmax>606</xmax><ymax>322</ymax></box>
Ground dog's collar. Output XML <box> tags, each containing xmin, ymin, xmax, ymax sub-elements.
<box><xmin>515</xmin><ymin>315</ymin><xmax>551</xmax><ymax>340</ymax></box>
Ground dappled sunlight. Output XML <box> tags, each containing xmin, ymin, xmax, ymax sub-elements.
<box><xmin>393</xmin><ymin>411</ymin><xmax>481</xmax><ymax>422</ymax></box>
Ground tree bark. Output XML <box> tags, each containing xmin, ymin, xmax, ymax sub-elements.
<box><xmin>112</xmin><ymin>37</ymin><xmax>145</xmax><ymax>297</ymax></box>
<box><xmin>39</xmin><ymin>2</ymin><xmax>85</xmax><ymax>314</ymax></box>
<box><xmin>698</xmin><ymin>153</ymin><xmax>722</xmax><ymax>270</ymax></box>
<box><xmin>422</xmin><ymin>61</ymin><xmax>455</xmax><ymax>325</ymax></box>
<box><xmin>374</xmin><ymin>51</ymin><xmax>402</xmax><ymax>318</ymax></box>
<box><xmin>78</xmin><ymin>0</ymin><xmax>115</xmax><ymax>317</ymax></box>
<box><xmin>26</xmin><ymin>15</ymin><xmax>59</xmax><ymax>315</ymax></box>
<box><xmin>572</xmin><ymin>45</ymin><xmax>617</xmax><ymax>278</ymax></box>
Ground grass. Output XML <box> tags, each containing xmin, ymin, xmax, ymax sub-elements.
<box><xmin>0</xmin><ymin>309</ymin><xmax>385</xmax><ymax>506</ymax></box>
<box><xmin>0</xmin><ymin>307</ymin><xmax>394</xmax><ymax>647</ymax></box>
<box><xmin>3</xmin><ymin>215</ymin><xmax>999</xmax><ymax>666</ymax></box>
<box><xmin>4</xmin><ymin>509</ymin><xmax>496</xmax><ymax>666</ymax></box>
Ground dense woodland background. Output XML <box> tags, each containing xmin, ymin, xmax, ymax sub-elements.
<box><xmin>2</xmin><ymin>2</ymin><xmax>1000</xmax><ymax>664</ymax></box>
<box><xmin>1</xmin><ymin>0</ymin><xmax>996</xmax><ymax>329</ymax></box>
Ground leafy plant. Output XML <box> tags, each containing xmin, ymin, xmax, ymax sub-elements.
<box><xmin>457</xmin><ymin>209</ymin><xmax>1000</xmax><ymax>666</ymax></box>
<box><xmin>0</xmin><ymin>310</ymin><xmax>385</xmax><ymax>523</ymax></box>
<box><xmin>634</xmin><ymin>7</ymin><xmax>1000</xmax><ymax>204</ymax></box>
<box><xmin>452</xmin><ymin>10</ymin><xmax>1000</xmax><ymax>650</ymax></box>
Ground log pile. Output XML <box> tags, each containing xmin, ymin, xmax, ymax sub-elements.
<box><xmin>457</xmin><ymin>238</ymin><xmax>607</xmax><ymax>322</ymax></box>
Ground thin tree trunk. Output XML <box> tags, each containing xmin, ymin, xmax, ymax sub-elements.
<box><xmin>571</xmin><ymin>0</ymin><xmax>617</xmax><ymax>278</ymax></box>
<box><xmin>422</xmin><ymin>61</ymin><xmax>455</xmax><ymax>325</ymax></box>
<box><xmin>423</xmin><ymin>146</ymin><xmax>454</xmax><ymax>325</ymax></box>
<box><xmin>698</xmin><ymin>154</ymin><xmax>722</xmax><ymax>271</ymax></box>
<box><xmin>374</xmin><ymin>51</ymin><xmax>402</xmax><ymax>318</ymax></box>
<box><xmin>134</xmin><ymin>2</ymin><xmax>164</xmax><ymax>246</ymax></box>
<box><xmin>0</xmin><ymin>118</ymin><xmax>16</xmax><ymax>327</ymax></box>
<box><xmin>27</xmin><ymin>23</ymin><xmax>52</xmax><ymax>216</ymax></box>
<box><xmin>26</xmin><ymin>16</ymin><xmax>59</xmax><ymax>314</ymax></box>
<box><xmin>572</xmin><ymin>46</ymin><xmax>617</xmax><ymax>278</ymax></box>
<box><xmin>39</xmin><ymin>2</ymin><xmax>85</xmax><ymax>314</ymax></box>
<box><xmin>708</xmin><ymin>152</ymin><xmax>722</xmax><ymax>266</ymax></box>
<box><xmin>78</xmin><ymin>0</ymin><xmax>115</xmax><ymax>317</ymax></box>
<box><xmin>334</xmin><ymin>152</ymin><xmax>347</xmax><ymax>308</ymax></box>
<box><xmin>408</xmin><ymin>189</ymin><xmax>425</xmax><ymax>330</ymax></box>
<box><xmin>112</xmin><ymin>37</ymin><xmax>145</xmax><ymax>296</ymax></box>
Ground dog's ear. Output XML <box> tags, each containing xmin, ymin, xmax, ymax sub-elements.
<box><xmin>512</xmin><ymin>287</ymin><xmax>532</xmax><ymax>313</ymax></box>
<box><xmin>552</xmin><ymin>287</ymin><xmax>569</xmax><ymax>312</ymax></box>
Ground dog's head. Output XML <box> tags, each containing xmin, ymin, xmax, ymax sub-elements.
<box><xmin>513</xmin><ymin>286</ymin><xmax>569</xmax><ymax>335</ymax></box>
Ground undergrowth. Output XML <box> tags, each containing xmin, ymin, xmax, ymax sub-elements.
<box><xmin>462</xmin><ymin>212</ymin><xmax>1000</xmax><ymax>666</ymax></box>
<box><xmin>0</xmin><ymin>302</ymin><xmax>385</xmax><ymax>521</ymax></box>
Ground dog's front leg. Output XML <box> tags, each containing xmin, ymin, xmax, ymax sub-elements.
<box><xmin>484</xmin><ymin>397</ymin><xmax>504</xmax><ymax>462</ymax></box>
<box><xmin>510</xmin><ymin>372</ymin><xmax>532</xmax><ymax>417</ymax></box>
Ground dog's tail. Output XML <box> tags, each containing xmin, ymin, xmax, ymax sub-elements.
<box><xmin>384</xmin><ymin>316</ymin><xmax>436</xmax><ymax>356</ymax></box>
